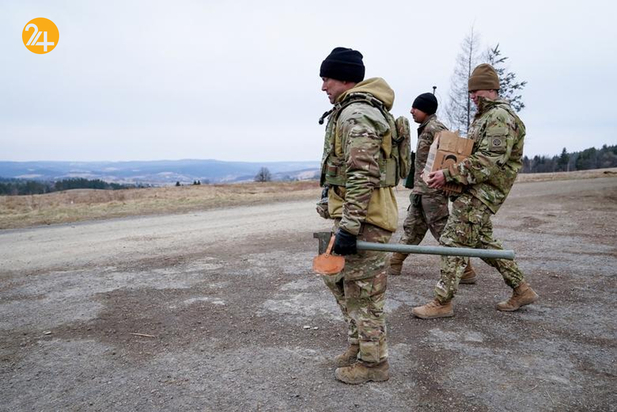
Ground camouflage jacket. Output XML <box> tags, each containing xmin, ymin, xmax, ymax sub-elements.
<box><xmin>444</xmin><ymin>97</ymin><xmax>526</xmax><ymax>213</ymax></box>
<box><xmin>320</xmin><ymin>78</ymin><xmax>398</xmax><ymax>235</ymax></box>
<box><xmin>412</xmin><ymin>114</ymin><xmax>448</xmax><ymax>195</ymax></box>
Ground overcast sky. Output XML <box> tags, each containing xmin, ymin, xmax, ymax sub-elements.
<box><xmin>1</xmin><ymin>0</ymin><xmax>615</xmax><ymax>163</ymax></box>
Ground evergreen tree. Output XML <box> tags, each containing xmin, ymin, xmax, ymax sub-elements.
<box><xmin>576</xmin><ymin>148</ymin><xmax>599</xmax><ymax>170</ymax></box>
<box><xmin>445</xmin><ymin>31</ymin><xmax>527</xmax><ymax>136</ymax></box>
<box><xmin>556</xmin><ymin>148</ymin><xmax>570</xmax><ymax>171</ymax></box>
<box><xmin>598</xmin><ymin>144</ymin><xmax>617</xmax><ymax>168</ymax></box>
<box><xmin>484</xmin><ymin>44</ymin><xmax>527</xmax><ymax>112</ymax></box>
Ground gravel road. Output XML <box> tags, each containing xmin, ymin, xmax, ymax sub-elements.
<box><xmin>1</xmin><ymin>177</ymin><xmax>616</xmax><ymax>411</ymax></box>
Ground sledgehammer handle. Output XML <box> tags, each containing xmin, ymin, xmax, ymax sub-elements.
<box><xmin>356</xmin><ymin>241</ymin><xmax>515</xmax><ymax>260</ymax></box>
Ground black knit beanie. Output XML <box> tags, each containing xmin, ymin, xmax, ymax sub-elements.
<box><xmin>319</xmin><ymin>47</ymin><xmax>365</xmax><ymax>83</ymax></box>
<box><xmin>412</xmin><ymin>93</ymin><xmax>438</xmax><ymax>115</ymax></box>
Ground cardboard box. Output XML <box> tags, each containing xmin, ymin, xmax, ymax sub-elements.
<box><xmin>423</xmin><ymin>130</ymin><xmax>474</xmax><ymax>193</ymax></box>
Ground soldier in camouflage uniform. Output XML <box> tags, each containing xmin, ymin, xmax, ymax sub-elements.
<box><xmin>388</xmin><ymin>93</ymin><xmax>477</xmax><ymax>283</ymax></box>
<box><xmin>316</xmin><ymin>47</ymin><xmax>399</xmax><ymax>384</ymax></box>
<box><xmin>412</xmin><ymin>64</ymin><xmax>539</xmax><ymax>319</ymax></box>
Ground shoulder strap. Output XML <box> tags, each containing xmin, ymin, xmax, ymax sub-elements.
<box><xmin>320</xmin><ymin>93</ymin><xmax>388</xmax><ymax>125</ymax></box>
<box><xmin>339</xmin><ymin>93</ymin><xmax>386</xmax><ymax>115</ymax></box>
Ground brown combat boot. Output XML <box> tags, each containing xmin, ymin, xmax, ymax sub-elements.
<box><xmin>334</xmin><ymin>344</ymin><xmax>359</xmax><ymax>367</ymax></box>
<box><xmin>387</xmin><ymin>253</ymin><xmax>408</xmax><ymax>276</ymax></box>
<box><xmin>335</xmin><ymin>360</ymin><xmax>389</xmax><ymax>384</ymax></box>
<box><xmin>496</xmin><ymin>281</ymin><xmax>539</xmax><ymax>312</ymax></box>
<box><xmin>459</xmin><ymin>262</ymin><xmax>477</xmax><ymax>284</ymax></box>
<box><xmin>412</xmin><ymin>299</ymin><xmax>454</xmax><ymax>319</ymax></box>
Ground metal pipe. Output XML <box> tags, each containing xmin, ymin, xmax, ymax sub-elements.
<box><xmin>356</xmin><ymin>240</ymin><xmax>515</xmax><ymax>260</ymax></box>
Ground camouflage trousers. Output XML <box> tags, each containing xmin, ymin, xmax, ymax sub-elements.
<box><xmin>435</xmin><ymin>194</ymin><xmax>525</xmax><ymax>302</ymax></box>
<box><xmin>322</xmin><ymin>222</ymin><xmax>392</xmax><ymax>365</ymax></box>
<box><xmin>399</xmin><ymin>191</ymin><xmax>449</xmax><ymax>245</ymax></box>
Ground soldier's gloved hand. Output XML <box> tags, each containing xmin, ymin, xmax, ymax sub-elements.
<box><xmin>333</xmin><ymin>229</ymin><xmax>357</xmax><ymax>255</ymax></box>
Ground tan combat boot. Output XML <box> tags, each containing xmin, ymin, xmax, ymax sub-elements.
<box><xmin>459</xmin><ymin>262</ymin><xmax>477</xmax><ymax>284</ymax></box>
<box><xmin>334</xmin><ymin>344</ymin><xmax>359</xmax><ymax>367</ymax></box>
<box><xmin>412</xmin><ymin>299</ymin><xmax>454</xmax><ymax>319</ymax></box>
<box><xmin>496</xmin><ymin>281</ymin><xmax>539</xmax><ymax>312</ymax></box>
<box><xmin>335</xmin><ymin>360</ymin><xmax>389</xmax><ymax>384</ymax></box>
<box><xmin>387</xmin><ymin>253</ymin><xmax>408</xmax><ymax>276</ymax></box>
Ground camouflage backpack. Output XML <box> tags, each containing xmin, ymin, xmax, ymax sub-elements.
<box><xmin>373</xmin><ymin>101</ymin><xmax>411</xmax><ymax>187</ymax></box>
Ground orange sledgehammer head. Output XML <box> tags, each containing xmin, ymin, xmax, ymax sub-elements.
<box><xmin>312</xmin><ymin>234</ymin><xmax>345</xmax><ymax>275</ymax></box>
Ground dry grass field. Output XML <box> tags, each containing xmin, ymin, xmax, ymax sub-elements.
<box><xmin>1</xmin><ymin>168</ymin><xmax>615</xmax><ymax>230</ymax></box>
<box><xmin>514</xmin><ymin>167</ymin><xmax>617</xmax><ymax>182</ymax></box>
<box><xmin>0</xmin><ymin>181</ymin><xmax>320</xmax><ymax>230</ymax></box>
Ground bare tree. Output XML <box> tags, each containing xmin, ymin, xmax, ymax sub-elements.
<box><xmin>444</xmin><ymin>27</ymin><xmax>481</xmax><ymax>136</ymax></box>
<box><xmin>484</xmin><ymin>44</ymin><xmax>527</xmax><ymax>112</ymax></box>
<box><xmin>254</xmin><ymin>167</ymin><xmax>272</xmax><ymax>182</ymax></box>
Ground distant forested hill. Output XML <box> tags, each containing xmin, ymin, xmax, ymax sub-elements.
<box><xmin>0</xmin><ymin>159</ymin><xmax>320</xmax><ymax>186</ymax></box>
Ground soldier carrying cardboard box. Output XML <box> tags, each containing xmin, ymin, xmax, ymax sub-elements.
<box><xmin>412</xmin><ymin>64</ymin><xmax>539</xmax><ymax>319</ymax></box>
<box><xmin>387</xmin><ymin>92</ymin><xmax>477</xmax><ymax>283</ymax></box>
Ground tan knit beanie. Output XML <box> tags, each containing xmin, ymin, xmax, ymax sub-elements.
<box><xmin>468</xmin><ymin>63</ymin><xmax>500</xmax><ymax>91</ymax></box>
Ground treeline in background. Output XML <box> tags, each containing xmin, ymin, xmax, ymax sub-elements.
<box><xmin>0</xmin><ymin>178</ymin><xmax>141</xmax><ymax>196</ymax></box>
<box><xmin>521</xmin><ymin>145</ymin><xmax>617</xmax><ymax>173</ymax></box>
